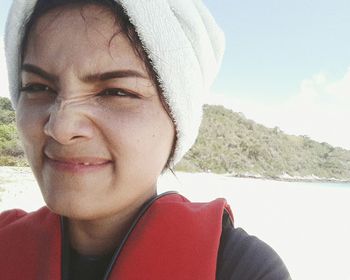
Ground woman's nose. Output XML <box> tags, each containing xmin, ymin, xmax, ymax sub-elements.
<box><xmin>43</xmin><ymin>99</ymin><xmax>95</xmax><ymax>145</ymax></box>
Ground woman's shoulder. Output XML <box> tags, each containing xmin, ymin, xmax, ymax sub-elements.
<box><xmin>217</xmin><ymin>213</ymin><xmax>292</xmax><ymax>280</ymax></box>
<box><xmin>0</xmin><ymin>208</ymin><xmax>28</xmax><ymax>228</ymax></box>
<box><xmin>0</xmin><ymin>207</ymin><xmax>55</xmax><ymax>230</ymax></box>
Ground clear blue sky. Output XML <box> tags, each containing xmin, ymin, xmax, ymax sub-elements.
<box><xmin>203</xmin><ymin>0</ymin><xmax>350</xmax><ymax>102</ymax></box>
<box><xmin>1</xmin><ymin>0</ymin><xmax>349</xmax><ymax>102</ymax></box>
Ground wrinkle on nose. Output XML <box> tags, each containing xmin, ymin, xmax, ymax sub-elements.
<box><xmin>44</xmin><ymin>97</ymin><xmax>94</xmax><ymax>144</ymax></box>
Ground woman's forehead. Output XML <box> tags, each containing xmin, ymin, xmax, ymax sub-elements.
<box><xmin>29</xmin><ymin>4</ymin><xmax>121</xmax><ymax>47</ymax></box>
<box><xmin>23</xmin><ymin>4</ymin><xmax>149</xmax><ymax>80</ymax></box>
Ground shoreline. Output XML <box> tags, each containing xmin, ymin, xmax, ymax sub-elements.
<box><xmin>183</xmin><ymin>170</ymin><xmax>350</xmax><ymax>184</ymax></box>
<box><xmin>1</xmin><ymin>166</ymin><xmax>349</xmax><ymax>184</ymax></box>
<box><xmin>228</xmin><ymin>174</ymin><xmax>350</xmax><ymax>184</ymax></box>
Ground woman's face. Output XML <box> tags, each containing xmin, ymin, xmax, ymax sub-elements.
<box><xmin>17</xmin><ymin>4</ymin><xmax>175</xmax><ymax>219</ymax></box>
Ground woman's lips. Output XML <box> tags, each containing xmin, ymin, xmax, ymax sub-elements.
<box><xmin>45</xmin><ymin>155</ymin><xmax>112</xmax><ymax>173</ymax></box>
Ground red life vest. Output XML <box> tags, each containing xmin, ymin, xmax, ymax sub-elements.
<box><xmin>0</xmin><ymin>192</ymin><xmax>233</xmax><ymax>280</ymax></box>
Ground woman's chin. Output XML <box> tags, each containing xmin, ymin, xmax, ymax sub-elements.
<box><xmin>43</xmin><ymin>194</ymin><xmax>103</xmax><ymax>220</ymax></box>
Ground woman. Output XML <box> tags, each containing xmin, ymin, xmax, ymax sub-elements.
<box><xmin>0</xmin><ymin>0</ymin><xmax>291</xmax><ymax>279</ymax></box>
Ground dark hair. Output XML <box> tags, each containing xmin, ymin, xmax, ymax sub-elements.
<box><xmin>21</xmin><ymin>0</ymin><xmax>176</xmax><ymax>170</ymax></box>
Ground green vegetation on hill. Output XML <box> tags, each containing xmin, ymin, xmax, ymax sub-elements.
<box><xmin>1</xmin><ymin>97</ymin><xmax>349</xmax><ymax>180</ymax></box>
<box><xmin>0</xmin><ymin>97</ymin><xmax>27</xmax><ymax>166</ymax></box>
<box><xmin>176</xmin><ymin>105</ymin><xmax>350</xmax><ymax>180</ymax></box>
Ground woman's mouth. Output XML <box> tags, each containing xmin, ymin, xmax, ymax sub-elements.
<box><xmin>45</xmin><ymin>155</ymin><xmax>113</xmax><ymax>173</ymax></box>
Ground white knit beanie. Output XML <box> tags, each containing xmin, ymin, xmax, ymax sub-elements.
<box><xmin>5</xmin><ymin>0</ymin><xmax>225</xmax><ymax>166</ymax></box>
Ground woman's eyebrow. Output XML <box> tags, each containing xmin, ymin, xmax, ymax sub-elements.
<box><xmin>21</xmin><ymin>63</ymin><xmax>148</xmax><ymax>83</ymax></box>
<box><xmin>82</xmin><ymin>69</ymin><xmax>148</xmax><ymax>83</ymax></box>
<box><xmin>22</xmin><ymin>63</ymin><xmax>58</xmax><ymax>83</ymax></box>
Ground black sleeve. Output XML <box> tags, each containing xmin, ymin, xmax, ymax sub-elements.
<box><xmin>216</xmin><ymin>213</ymin><xmax>291</xmax><ymax>280</ymax></box>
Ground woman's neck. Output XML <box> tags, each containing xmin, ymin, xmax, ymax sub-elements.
<box><xmin>67</xmin><ymin>192</ymin><xmax>156</xmax><ymax>256</ymax></box>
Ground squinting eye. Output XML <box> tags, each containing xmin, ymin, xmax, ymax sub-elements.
<box><xmin>98</xmin><ymin>88</ymin><xmax>138</xmax><ymax>98</ymax></box>
<box><xmin>20</xmin><ymin>83</ymin><xmax>55</xmax><ymax>96</ymax></box>
<box><xmin>21</xmin><ymin>84</ymin><xmax>50</xmax><ymax>92</ymax></box>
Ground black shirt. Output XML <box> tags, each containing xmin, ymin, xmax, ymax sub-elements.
<box><xmin>68</xmin><ymin>247</ymin><xmax>113</xmax><ymax>280</ymax></box>
<box><xmin>216</xmin><ymin>213</ymin><xmax>291</xmax><ymax>279</ymax></box>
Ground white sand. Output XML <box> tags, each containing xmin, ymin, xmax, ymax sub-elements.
<box><xmin>1</xmin><ymin>167</ymin><xmax>350</xmax><ymax>280</ymax></box>
<box><xmin>0</xmin><ymin>167</ymin><xmax>44</xmax><ymax>212</ymax></box>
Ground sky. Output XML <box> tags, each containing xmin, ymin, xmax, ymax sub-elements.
<box><xmin>1</xmin><ymin>0</ymin><xmax>350</xmax><ymax>149</ymax></box>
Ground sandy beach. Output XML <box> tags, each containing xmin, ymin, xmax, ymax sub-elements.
<box><xmin>1</xmin><ymin>167</ymin><xmax>350</xmax><ymax>280</ymax></box>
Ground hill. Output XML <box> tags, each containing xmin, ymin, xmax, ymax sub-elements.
<box><xmin>0</xmin><ymin>97</ymin><xmax>26</xmax><ymax>166</ymax></box>
<box><xmin>176</xmin><ymin>105</ymin><xmax>350</xmax><ymax>181</ymax></box>
<box><xmin>1</xmin><ymin>97</ymin><xmax>350</xmax><ymax>181</ymax></box>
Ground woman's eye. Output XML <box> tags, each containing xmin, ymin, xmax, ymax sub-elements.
<box><xmin>21</xmin><ymin>84</ymin><xmax>50</xmax><ymax>92</ymax></box>
<box><xmin>20</xmin><ymin>84</ymin><xmax>55</xmax><ymax>94</ymax></box>
<box><xmin>99</xmin><ymin>89</ymin><xmax>138</xmax><ymax>98</ymax></box>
